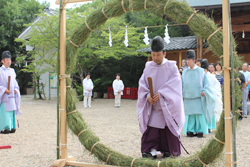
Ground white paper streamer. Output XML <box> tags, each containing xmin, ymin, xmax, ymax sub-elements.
<box><xmin>242</xmin><ymin>30</ymin><xmax>245</xmax><ymax>38</ymax></box>
<box><xmin>124</xmin><ymin>26</ymin><xmax>129</xmax><ymax>47</ymax></box>
<box><xmin>19</xmin><ymin>63</ymin><xmax>21</xmax><ymax>67</ymax></box>
<box><xmin>34</xmin><ymin>62</ymin><xmax>36</xmax><ymax>66</ymax></box>
<box><xmin>164</xmin><ymin>24</ymin><xmax>170</xmax><ymax>44</ymax></box>
<box><xmin>25</xmin><ymin>62</ymin><xmax>27</xmax><ymax>66</ymax></box>
<box><xmin>143</xmin><ymin>27</ymin><xmax>150</xmax><ymax>45</ymax></box>
<box><xmin>109</xmin><ymin>27</ymin><xmax>112</xmax><ymax>47</ymax></box>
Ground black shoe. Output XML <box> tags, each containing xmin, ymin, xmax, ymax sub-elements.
<box><xmin>238</xmin><ymin>116</ymin><xmax>243</xmax><ymax>121</ymax></box>
<box><xmin>163</xmin><ymin>152</ymin><xmax>170</xmax><ymax>158</ymax></box>
<box><xmin>142</xmin><ymin>152</ymin><xmax>157</xmax><ymax>159</ymax></box>
<box><xmin>1</xmin><ymin>129</ymin><xmax>10</xmax><ymax>134</ymax></box>
<box><xmin>208</xmin><ymin>129</ymin><xmax>211</xmax><ymax>133</ymax></box>
<box><xmin>187</xmin><ymin>131</ymin><xmax>194</xmax><ymax>137</ymax></box>
<box><xmin>10</xmin><ymin>129</ymin><xmax>16</xmax><ymax>133</ymax></box>
<box><xmin>197</xmin><ymin>132</ymin><xmax>203</xmax><ymax>138</ymax></box>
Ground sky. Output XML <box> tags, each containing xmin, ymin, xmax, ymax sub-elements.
<box><xmin>38</xmin><ymin>0</ymin><xmax>92</xmax><ymax>9</ymax></box>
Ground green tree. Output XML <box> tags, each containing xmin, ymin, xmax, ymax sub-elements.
<box><xmin>15</xmin><ymin>10</ymin><xmax>58</xmax><ymax>99</ymax></box>
<box><xmin>0</xmin><ymin>0</ymin><xmax>48</xmax><ymax>54</ymax></box>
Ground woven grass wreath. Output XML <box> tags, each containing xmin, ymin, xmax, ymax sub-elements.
<box><xmin>64</xmin><ymin>0</ymin><xmax>242</xmax><ymax>166</ymax></box>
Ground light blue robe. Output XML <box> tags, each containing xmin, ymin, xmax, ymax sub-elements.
<box><xmin>0</xmin><ymin>65</ymin><xmax>21</xmax><ymax>131</ymax></box>
<box><xmin>182</xmin><ymin>66</ymin><xmax>215</xmax><ymax>134</ymax></box>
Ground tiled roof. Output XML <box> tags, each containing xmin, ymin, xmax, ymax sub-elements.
<box><xmin>17</xmin><ymin>8</ymin><xmax>57</xmax><ymax>39</ymax></box>
<box><xmin>139</xmin><ymin>36</ymin><xmax>208</xmax><ymax>53</ymax></box>
<box><xmin>187</xmin><ymin>0</ymin><xmax>250</xmax><ymax>8</ymax></box>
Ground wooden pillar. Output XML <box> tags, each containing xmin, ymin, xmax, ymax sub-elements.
<box><xmin>222</xmin><ymin>0</ymin><xmax>232</xmax><ymax>166</ymax></box>
<box><xmin>179</xmin><ymin>52</ymin><xmax>182</xmax><ymax>68</ymax></box>
<box><xmin>197</xmin><ymin>36</ymin><xmax>203</xmax><ymax>59</ymax></box>
<box><xmin>59</xmin><ymin>1</ymin><xmax>67</xmax><ymax>159</ymax></box>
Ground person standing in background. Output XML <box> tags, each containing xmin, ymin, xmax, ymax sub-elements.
<box><xmin>195</xmin><ymin>59</ymin><xmax>202</xmax><ymax>67</ymax></box>
<box><xmin>239</xmin><ymin>63</ymin><xmax>250</xmax><ymax>118</ymax></box>
<box><xmin>0</xmin><ymin>51</ymin><xmax>22</xmax><ymax>134</ymax></box>
<box><xmin>182</xmin><ymin>50</ymin><xmax>215</xmax><ymax>138</ymax></box>
<box><xmin>208</xmin><ymin>63</ymin><xmax>215</xmax><ymax>74</ymax></box>
<box><xmin>83</xmin><ymin>73</ymin><xmax>93</xmax><ymax>108</ymax></box>
<box><xmin>112</xmin><ymin>73</ymin><xmax>124</xmax><ymax>108</ymax></box>
<box><xmin>248</xmin><ymin>64</ymin><xmax>250</xmax><ymax>101</ymax></box>
<box><xmin>214</xmin><ymin>61</ymin><xmax>224</xmax><ymax>89</ymax></box>
<box><xmin>181</xmin><ymin>59</ymin><xmax>188</xmax><ymax>70</ymax></box>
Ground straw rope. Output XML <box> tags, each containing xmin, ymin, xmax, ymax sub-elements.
<box><xmin>186</xmin><ymin>9</ymin><xmax>198</xmax><ymax>25</ymax></box>
<box><xmin>121</xmin><ymin>0</ymin><xmax>127</xmax><ymax>13</ymax></box>
<box><xmin>129</xmin><ymin>0</ymin><xmax>133</xmax><ymax>11</ymax></box>
<box><xmin>214</xmin><ymin>136</ymin><xmax>225</xmax><ymax>144</ymax></box>
<box><xmin>130</xmin><ymin>158</ymin><xmax>136</xmax><ymax>167</ymax></box>
<box><xmin>232</xmin><ymin>161</ymin><xmax>238</xmax><ymax>164</ymax></box>
<box><xmin>66</xmin><ymin>85</ymin><xmax>71</xmax><ymax>88</ymax></box>
<box><xmin>197</xmin><ymin>156</ymin><xmax>208</xmax><ymax>167</ymax></box>
<box><xmin>102</xmin><ymin>7</ymin><xmax>109</xmax><ymax>19</ymax></box>
<box><xmin>102</xmin><ymin>3</ymin><xmax>109</xmax><ymax>19</ymax></box>
<box><xmin>63</xmin><ymin>0</ymin><xmax>243</xmax><ymax>166</ymax></box>
<box><xmin>223</xmin><ymin>66</ymin><xmax>232</xmax><ymax>71</ymax></box>
<box><xmin>226</xmin><ymin>161</ymin><xmax>237</xmax><ymax>165</ymax></box>
<box><xmin>207</xmin><ymin>27</ymin><xmax>222</xmax><ymax>41</ymax></box>
<box><xmin>104</xmin><ymin>23</ymin><xmax>186</xmax><ymax>30</ymax></box>
<box><xmin>220</xmin><ymin>55</ymin><xmax>223</xmax><ymax>58</ymax></box>
<box><xmin>144</xmin><ymin>0</ymin><xmax>147</xmax><ymax>10</ymax></box>
<box><xmin>89</xmin><ymin>142</ymin><xmax>100</xmax><ymax>155</ymax></box>
<box><xmin>77</xmin><ymin>129</ymin><xmax>87</xmax><ymax>137</ymax></box>
<box><xmin>67</xmin><ymin>37</ymin><xmax>79</xmax><ymax>47</ymax></box>
<box><xmin>106</xmin><ymin>154</ymin><xmax>111</xmax><ymax>164</ymax></box>
<box><xmin>235</xmin><ymin>110</ymin><xmax>242</xmax><ymax>115</ymax></box>
<box><xmin>157</xmin><ymin>161</ymin><xmax>161</xmax><ymax>167</ymax></box>
<box><xmin>85</xmin><ymin>17</ymin><xmax>93</xmax><ymax>31</ymax></box>
<box><xmin>67</xmin><ymin>110</ymin><xmax>76</xmax><ymax>116</ymax></box>
<box><xmin>164</xmin><ymin>0</ymin><xmax>170</xmax><ymax>13</ymax></box>
<box><xmin>59</xmin><ymin>74</ymin><xmax>70</xmax><ymax>80</ymax></box>
<box><xmin>225</xmin><ymin>152</ymin><xmax>233</xmax><ymax>154</ymax></box>
<box><xmin>234</xmin><ymin>78</ymin><xmax>241</xmax><ymax>83</ymax></box>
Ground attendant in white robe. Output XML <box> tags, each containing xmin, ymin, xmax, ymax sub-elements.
<box><xmin>83</xmin><ymin>73</ymin><xmax>93</xmax><ymax>108</ymax></box>
<box><xmin>112</xmin><ymin>73</ymin><xmax>124</xmax><ymax>108</ymax></box>
<box><xmin>0</xmin><ymin>51</ymin><xmax>21</xmax><ymax>134</ymax></box>
<box><xmin>201</xmin><ymin>59</ymin><xmax>223</xmax><ymax>131</ymax></box>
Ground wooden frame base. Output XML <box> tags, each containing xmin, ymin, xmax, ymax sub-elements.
<box><xmin>52</xmin><ymin>156</ymin><xmax>117</xmax><ymax>167</ymax></box>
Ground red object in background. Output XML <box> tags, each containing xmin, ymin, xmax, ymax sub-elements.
<box><xmin>0</xmin><ymin>145</ymin><xmax>11</xmax><ymax>149</ymax></box>
<box><xmin>107</xmin><ymin>87</ymin><xmax>138</xmax><ymax>100</ymax></box>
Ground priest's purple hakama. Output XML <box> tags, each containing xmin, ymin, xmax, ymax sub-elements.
<box><xmin>137</xmin><ymin>59</ymin><xmax>185</xmax><ymax>156</ymax></box>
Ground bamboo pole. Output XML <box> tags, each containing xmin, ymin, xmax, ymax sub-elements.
<box><xmin>56</xmin><ymin>0</ymin><xmax>62</xmax><ymax>160</ymax></box>
<box><xmin>223</xmin><ymin>0</ymin><xmax>232</xmax><ymax>166</ymax></box>
<box><xmin>178</xmin><ymin>52</ymin><xmax>182</xmax><ymax>68</ymax></box>
<box><xmin>197</xmin><ymin>37</ymin><xmax>203</xmax><ymax>59</ymax></box>
<box><xmin>59</xmin><ymin>0</ymin><xmax>67</xmax><ymax>159</ymax></box>
<box><xmin>228</xmin><ymin>2</ymin><xmax>237</xmax><ymax>166</ymax></box>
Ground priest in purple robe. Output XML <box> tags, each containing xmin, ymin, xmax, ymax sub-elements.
<box><xmin>0</xmin><ymin>51</ymin><xmax>21</xmax><ymax>134</ymax></box>
<box><xmin>137</xmin><ymin>36</ymin><xmax>185</xmax><ymax>159</ymax></box>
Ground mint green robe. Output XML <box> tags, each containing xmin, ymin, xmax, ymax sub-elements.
<box><xmin>182</xmin><ymin>67</ymin><xmax>215</xmax><ymax>134</ymax></box>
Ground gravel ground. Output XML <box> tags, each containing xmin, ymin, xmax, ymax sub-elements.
<box><xmin>0</xmin><ymin>95</ymin><xmax>249</xmax><ymax>167</ymax></box>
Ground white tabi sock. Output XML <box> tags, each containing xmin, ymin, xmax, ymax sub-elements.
<box><xmin>150</xmin><ymin>149</ymin><xmax>157</xmax><ymax>156</ymax></box>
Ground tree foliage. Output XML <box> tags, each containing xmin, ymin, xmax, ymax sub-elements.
<box><xmin>14</xmin><ymin>0</ymin><xmax>195</xmax><ymax>97</ymax></box>
<box><xmin>0</xmin><ymin>0</ymin><xmax>48</xmax><ymax>55</ymax></box>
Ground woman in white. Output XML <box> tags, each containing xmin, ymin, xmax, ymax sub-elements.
<box><xmin>83</xmin><ymin>73</ymin><xmax>93</xmax><ymax>108</ymax></box>
<box><xmin>201</xmin><ymin>59</ymin><xmax>223</xmax><ymax>131</ymax></box>
<box><xmin>112</xmin><ymin>73</ymin><xmax>124</xmax><ymax>108</ymax></box>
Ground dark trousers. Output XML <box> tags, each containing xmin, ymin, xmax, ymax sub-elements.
<box><xmin>141</xmin><ymin>126</ymin><xmax>181</xmax><ymax>157</ymax></box>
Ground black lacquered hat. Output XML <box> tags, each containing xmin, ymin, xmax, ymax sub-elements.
<box><xmin>151</xmin><ymin>36</ymin><xmax>164</xmax><ymax>52</ymax></box>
